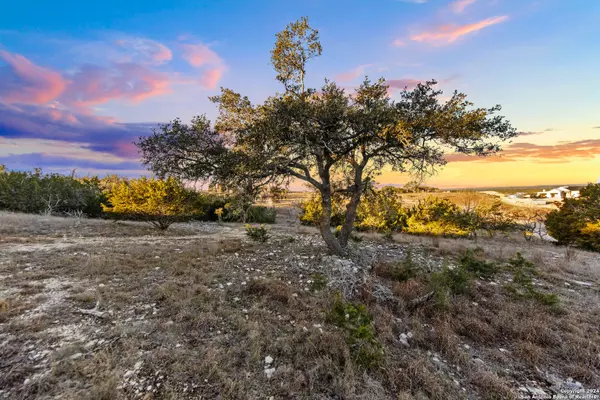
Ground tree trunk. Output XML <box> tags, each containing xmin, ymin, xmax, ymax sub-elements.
<box><xmin>338</xmin><ymin>188</ymin><xmax>362</xmax><ymax>247</ymax></box>
<box><xmin>319</xmin><ymin>190</ymin><xmax>344</xmax><ymax>256</ymax></box>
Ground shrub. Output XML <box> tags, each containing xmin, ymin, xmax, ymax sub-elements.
<box><xmin>374</xmin><ymin>252</ymin><xmax>418</xmax><ymax>282</ymax></box>
<box><xmin>310</xmin><ymin>273</ymin><xmax>328</xmax><ymax>291</ymax></box>
<box><xmin>102</xmin><ymin>176</ymin><xmax>194</xmax><ymax>230</ymax></box>
<box><xmin>245</xmin><ymin>224</ymin><xmax>270</xmax><ymax>242</ymax></box>
<box><xmin>429</xmin><ymin>266</ymin><xmax>471</xmax><ymax>311</ymax></box>
<box><xmin>355</xmin><ymin>187</ymin><xmax>408</xmax><ymax>232</ymax></box>
<box><xmin>458</xmin><ymin>249</ymin><xmax>499</xmax><ymax>279</ymax></box>
<box><xmin>298</xmin><ymin>192</ymin><xmax>346</xmax><ymax>226</ymax></box>
<box><xmin>504</xmin><ymin>253</ymin><xmax>560</xmax><ymax>309</ymax></box>
<box><xmin>546</xmin><ymin>184</ymin><xmax>600</xmax><ymax>251</ymax></box>
<box><xmin>328</xmin><ymin>293</ymin><xmax>383</xmax><ymax>369</ymax></box>
<box><xmin>0</xmin><ymin>166</ymin><xmax>105</xmax><ymax>216</ymax></box>
<box><xmin>298</xmin><ymin>189</ymin><xmax>521</xmax><ymax>238</ymax></box>
<box><xmin>245</xmin><ymin>205</ymin><xmax>277</xmax><ymax>223</ymax></box>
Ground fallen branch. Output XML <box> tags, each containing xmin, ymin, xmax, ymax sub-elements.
<box><xmin>76</xmin><ymin>308</ymin><xmax>108</xmax><ymax>319</ymax></box>
<box><xmin>409</xmin><ymin>291</ymin><xmax>434</xmax><ymax>308</ymax></box>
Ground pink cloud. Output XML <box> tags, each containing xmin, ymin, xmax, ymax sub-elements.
<box><xmin>0</xmin><ymin>50</ymin><xmax>68</xmax><ymax>105</ymax></box>
<box><xmin>450</xmin><ymin>0</ymin><xmax>476</xmax><ymax>14</ymax></box>
<box><xmin>200</xmin><ymin>66</ymin><xmax>225</xmax><ymax>90</ymax></box>
<box><xmin>410</xmin><ymin>16</ymin><xmax>509</xmax><ymax>44</ymax></box>
<box><xmin>181</xmin><ymin>43</ymin><xmax>222</xmax><ymax>67</ymax></box>
<box><xmin>335</xmin><ymin>64</ymin><xmax>374</xmax><ymax>83</ymax></box>
<box><xmin>387</xmin><ymin>78</ymin><xmax>421</xmax><ymax>93</ymax></box>
<box><xmin>63</xmin><ymin>62</ymin><xmax>172</xmax><ymax>107</ymax></box>
<box><xmin>392</xmin><ymin>39</ymin><xmax>406</xmax><ymax>47</ymax></box>
<box><xmin>445</xmin><ymin>139</ymin><xmax>600</xmax><ymax>163</ymax></box>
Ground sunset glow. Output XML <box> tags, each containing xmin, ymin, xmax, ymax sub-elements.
<box><xmin>1</xmin><ymin>0</ymin><xmax>598</xmax><ymax>187</ymax></box>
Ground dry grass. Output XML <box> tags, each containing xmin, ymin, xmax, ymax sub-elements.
<box><xmin>0</xmin><ymin>212</ymin><xmax>598</xmax><ymax>399</ymax></box>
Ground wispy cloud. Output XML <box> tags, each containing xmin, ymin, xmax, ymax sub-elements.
<box><xmin>114</xmin><ymin>37</ymin><xmax>172</xmax><ymax>65</ymax></box>
<box><xmin>397</xmin><ymin>0</ymin><xmax>429</xmax><ymax>3</ymax></box>
<box><xmin>180</xmin><ymin>42</ymin><xmax>226</xmax><ymax>89</ymax></box>
<box><xmin>445</xmin><ymin>139</ymin><xmax>600</xmax><ymax>163</ymax></box>
<box><xmin>335</xmin><ymin>64</ymin><xmax>374</xmax><ymax>83</ymax></box>
<box><xmin>450</xmin><ymin>0</ymin><xmax>476</xmax><ymax>14</ymax></box>
<box><xmin>392</xmin><ymin>39</ymin><xmax>406</xmax><ymax>47</ymax></box>
<box><xmin>410</xmin><ymin>16</ymin><xmax>509</xmax><ymax>44</ymax></box>
<box><xmin>387</xmin><ymin>78</ymin><xmax>421</xmax><ymax>92</ymax></box>
<box><xmin>0</xmin><ymin>50</ymin><xmax>68</xmax><ymax>105</ymax></box>
<box><xmin>180</xmin><ymin>43</ymin><xmax>222</xmax><ymax>67</ymax></box>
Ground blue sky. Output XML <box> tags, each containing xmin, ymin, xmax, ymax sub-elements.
<box><xmin>1</xmin><ymin>0</ymin><xmax>599</xmax><ymax>187</ymax></box>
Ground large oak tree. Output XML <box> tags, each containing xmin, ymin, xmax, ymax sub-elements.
<box><xmin>137</xmin><ymin>17</ymin><xmax>517</xmax><ymax>255</ymax></box>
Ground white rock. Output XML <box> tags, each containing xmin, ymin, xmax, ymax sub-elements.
<box><xmin>264</xmin><ymin>356</ymin><xmax>273</xmax><ymax>364</ymax></box>
<box><xmin>264</xmin><ymin>367</ymin><xmax>276</xmax><ymax>379</ymax></box>
<box><xmin>70</xmin><ymin>353</ymin><xmax>83</xmax><ymax>360</ymax></box>
<box><xmin>399</xmin><ymin>334</ymin><xmax>409</xmax><ymax>347</ymax></box>
<box><xmin>134</xmin><ymin>361</ymin><xmax>143</xmax><ymax>370</ymax></box>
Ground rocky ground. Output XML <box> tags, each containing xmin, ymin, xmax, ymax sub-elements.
<box><xmin>0</xmin><ymin>211</ymin><xmax>599</xmax><ymax>399</ymax></box>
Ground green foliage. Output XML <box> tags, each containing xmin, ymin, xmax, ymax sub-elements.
<box><xmin>102</xmin><ymin>177</ymin><xmax>194</xmax><ymax>230</ymax></box>
<box><xmin>244</xmin><ymin>205</ymin><xmax>277</xmax><ymax>224</ymax></box>
<box><xmin>270</xmin><ymin>16</ymin><xmax>322</xmax><ymax>93</ymax></box>
<box><xmin>310</xmin><ymin>273</ymin><xmax>328</xmax><ymax>292</ymax></box>
<box><xmin>504</xmin><ymin>253</ymin><xmax>560</xmax><ymax>309</ymax></box>
<box><xmin>0</xmin><ymin>166</ymin><xmax>105</xmax><ymax>216</ymax></box>
<box><xmin>405</xmin><ymin>197</ymin><xmax>470</xmax><ymax>237</ymax></box>
<box><xmin>546</xmin><ymin>184</ymin><xmax>600</xmax><ymax>251</ymax></box>
<box><xmin>376</xmin><ymin>252</ymin><xmax>419</xmax><ymax>282</ymax></box>
<box><xmin>299</xmin><ymin>190</ymin><xmax>521</xmax><ymax>239</ymax></box>
<box><xmin>245</xmin><ymin>224</ymin><xmax>271</xmax><ymax>242</ymax></box>
<box><xmin>356</xmin><ymin>187</ymin><xmax>408</xmax><ymax>232</ymax></box>
<box><xmin>299</xmin><ymin>192</ymin><xmax>346</xmax><ymax>227</ymax></box>
<box><xmin>328</xmin><ymin>293</ymin><xmax>383</xmax><ymax>369</ymax></box>
<box><xmin>458</xmin><ymin>248</ymin><xmax>499</xmax><ymax>279</ymax></box>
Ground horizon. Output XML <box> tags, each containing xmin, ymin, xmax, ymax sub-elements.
<box><xmin>1</xmin><ymin>0</ymin><xmax>599</xmax><ymax>187</ymax></box>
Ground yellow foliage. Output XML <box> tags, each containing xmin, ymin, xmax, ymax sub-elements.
<box><xmin>102</xmin><ymin>177</ymin><xmax>192</xmax><ymax>229</ymax></box>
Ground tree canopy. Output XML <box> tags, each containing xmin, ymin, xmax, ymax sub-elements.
<box><xmin>137</xmin><ymin>16</ymin><xmax>517</xmax><ymax>255</ymax></box>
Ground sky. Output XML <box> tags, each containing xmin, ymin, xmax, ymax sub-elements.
<box><xmin>1</xmin><ymin>0</ymin><xmax>599</xmax><ymax>189</ymax></box>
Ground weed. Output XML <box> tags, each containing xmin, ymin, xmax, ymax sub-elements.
<box><xmin>458</xmin><ymin>248</ymin><xmax>499</xmax><ymax>278</ymax></box>
<box><xmin>374</xmin><ymin>252</ymin><xmax>418</xmax><ymax>282</ymax></box>
<box><xmin>429</xmin><ymin>265</ymin><xmax>471</xmax><ymax>310</ymax></box>
<box><xmin>310</xmin><ymin>273</ymin><xmax>328</xmax><ymax>292</ymax></box>
<box><xmin>504</xmin><ymin>253</ymin><xmax>560</xmax><ymax>310</ymax></box>
<box><xmin>381</xmin><ymin>229</ymin><xmax>394</xmax><ymax>241</ymax></box>
<box><xmin>245</xmin><ymin>224</ymin><xmax>270</xmax><ymax>242</ymax></box>
<box><xmin>328</xmin><ymin>292</ymin><xmax>383</xmax><ymax>369</ymax></box>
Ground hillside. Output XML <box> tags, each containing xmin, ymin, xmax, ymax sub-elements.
<box><xmin>0</xmin><ymin>211</ymin><xmax>598</xmax><ymax>399</ymax></box>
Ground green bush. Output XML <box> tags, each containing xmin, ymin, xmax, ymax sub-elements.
<box><xmin>245</xmin><ymin>205</ymin><xmax>277</xmax><ymax>223</ymax></box>
<box><xmin>328</xmin><ymin>293</ymin><xmax>383</xmax><ymax>369</ymax></box>
<box><xmin>355</xmin><ymin>187</ymin><xmax>408</xmax><ymax>232</ymax></box>
<box><xmin>405</xmin><ymin>196</ymin><xmax>471</xmax><ymax>237</ymax></box>
<box><xmin>298</xmin><ymin>189</ymin><xmax>520</xmax><ymax>238</ymax></box>
<box><xmin>245</xmin><ymin>224</ymin><xmax>270</xmax><ymax>242</ymax></box>
<box><xmin>0</xmin><ymin>166</ymin><xmax>105</xmax><ymax>217</ymax></box>
<box><xmin>458</xmin><ymin>249</ymin><xmax>499</xmax><ymax>279</ymax></box>
<box><xmin>102</xmin><ymin>176</ymin><xmax>195</xmax><ymax>230</ymax></box>
<box><xmin>546</xmin><ymin>184</ymin><xmax>600</xmax><ymax>252</ymax></box>
<box><xmin>504</xmin><ymin>253</ymin><xmax>560</xmax><ymax>309</ymax></box>
<box><xmin>298</xmin><ymin>192</ymin><xmax>346</xmax><ymax>227</ymax></box>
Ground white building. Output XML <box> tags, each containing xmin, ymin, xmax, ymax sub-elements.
<box><xmin>536</xmin><ymin>186</ymin><xmax>580</xmax><ymax>200</ymax></box>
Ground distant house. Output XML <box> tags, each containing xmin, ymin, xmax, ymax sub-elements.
<box><xmin>535</xmin><ymin>186</ymin><xmax>580</xmax><ymax>200</ymax></box>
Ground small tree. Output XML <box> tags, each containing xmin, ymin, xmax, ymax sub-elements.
<box><xmin>102</xmin><ymin>177</ymin><xmax>193</xmax><ymax>230</ymax></box>
<box><xmin>546</xmin><ymin>184</ymin><xmax>600</xmax><ymax>251</ymax></box>
<box><xmin>137</xmin><ymin>17</ymin><xmax>517</xmax><ymax>255</ymax></box>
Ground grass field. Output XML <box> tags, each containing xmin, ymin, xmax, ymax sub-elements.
<box><xmin>0</xmin><ymin>211</ymin><xmax>598</xmax><ymax>399</ymax></box>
